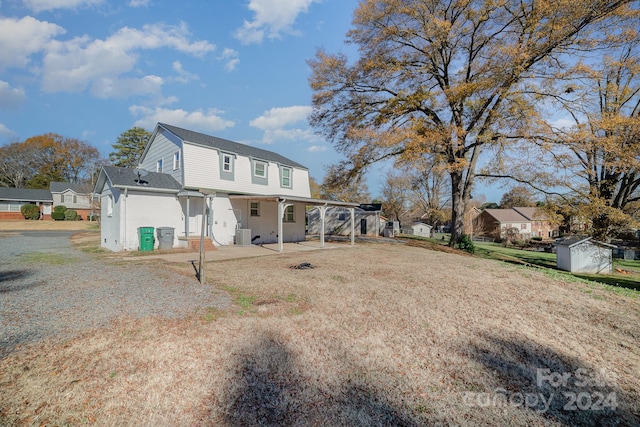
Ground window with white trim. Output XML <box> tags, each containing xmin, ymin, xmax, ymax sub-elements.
<box><xmin>281</xmin><ymin>167</ymin><xmax>292</xmax><ymax>188</ymax></box>
<box><xmin>223</xmin><ymin>154</ymin><xmax>232</xmax><ymax>172</ymax></box>
<box><xmin>156</xmin><ymin>159</ymin><xmax>163</xmax><ymax>172</ymax></box>
<box><xmin>173</xmin><ymin>151</ymin><xmax>180</xmax><ymax>170</ymax></box>
<box><xmin>250</xmin><ymin>201</ymin><xmax>260</xmax><ymax>217</ymax></box>
<box><xmin>284</xmin><ymin>205</ymin><xmax>294</xmax><ymax>222</ymax></box>
<box><xmin>254</xmin><ymin>160</ymin><xmax>267</xmax><ymax>178</ymax></box>
<box><xmin>106</xmin><ymin>196</ymin><xmax>113</xmax><ymax>217</ymax></box>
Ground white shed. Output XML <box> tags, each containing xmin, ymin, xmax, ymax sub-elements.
<box><xmin>555</xmin><ymin>236</ymin><xmax>616</xmax><ymax>274</ymax></box>
<box><xmin>409</xmin><ymin>222</ymin><xmax>433</xmax><ymax>237</ymax></box>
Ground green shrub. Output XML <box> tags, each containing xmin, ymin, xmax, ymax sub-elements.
<box><xmin>51</xmin><ymin>211</ymin><xmax>65</xmax><ymax>220</ymax></box>
<box><xmin>53</xmin><ymin>205</ymin><xmax>67</xmax><ymax>214</ymax></box>
<box><xmin>455</xmin><ymin>233</ymin><xmax>475</xmax><ymax>253</ymax></box>
<box><xmin>20</xmin><ymin>204</ymin><xmax>40</xmax><ymax>220</ymax></box>
<box><xmin>531</xmin><ymin>236</ymin><xmax>543</xmax><ymax>241</ymax></box>
<box><xmin>64</xmin><ymin>209</ymin><xmax>79</xmax><ymax>221</ymax></box>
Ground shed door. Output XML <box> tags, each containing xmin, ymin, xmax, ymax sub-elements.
<box><xmin>360</xmin><ymin>218</ymin><xmax>367</xmax><ymax>235</ymax></box>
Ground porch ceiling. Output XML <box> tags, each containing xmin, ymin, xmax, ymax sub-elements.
<box><xmin>228</xmin><ymin>194</ymin><xmax>359</xmax><ymax>208</ymax></box>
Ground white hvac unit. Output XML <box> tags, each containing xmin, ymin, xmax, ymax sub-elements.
<box><xmin>235</xmin><ymin>229</ymin><xmax>252</xmax><ymax>246</ymax></box>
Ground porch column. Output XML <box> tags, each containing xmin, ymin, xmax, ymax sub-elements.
<box><xmin>319</xmin><ymin>205</ymin><xmax>327</xmax><ymax>248</ymax></box>
<box><xmin>349</xmin><ymin>207</ymin><xmax>355</xmax><ymax>246</ymax></box>
<box><xmin>278</xmin><ymin>199</ymin><xmax>284</xmax><ymax>252</ymax></box>
<box><xmin>185</xmin><ymin>195</ymin><xmax>190</xmax><ymax>238</ymax></box>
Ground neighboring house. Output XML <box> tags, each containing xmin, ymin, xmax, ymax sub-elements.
<box><xmin>512</xmin><ymin>207</ymin><xmax>557</xmax><ymax>239</ymax></box>
<box><xmin>0</xmin><ymin>187</ymin><xmax>53</xmax><ymax>220</ymax></box>
<box><xmin>556</xmin><ymin>235</ymin><xmax>615</xmax><ymax>274</ymax></box>
<box><xmin>306</xmin><ymin>204</ymin><xmax>383</xmax><ymax>237</ymax></box>
<box><xmin>50</xmin><ymin>182</ymin><xmax>94</xmax><ymax>220</ymax></box>
<box><xmin>95</xmin><ymin>123</ymin><xmax>358</xmax><ymax>252</ymax></box>
<box><xmin>473</xmin><ymin>207</ymin><xmax>559</xmax><ymax>240</ymax></box>
<box><xmin>403</xmin><ymin>222</ymin><xmax>433</xmax><ymax>237</ymax></box>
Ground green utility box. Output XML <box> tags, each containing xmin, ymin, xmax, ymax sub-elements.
<box><xmin>138</xmin><ymin>226</ymin><xmax>155</xmax><ymax>252</ymax></box>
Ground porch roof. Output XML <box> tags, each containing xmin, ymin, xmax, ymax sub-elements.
<box><xmin>228</xmin><ymin>194</ymin><xmax>359</xmax><ymax>208</ymax></box>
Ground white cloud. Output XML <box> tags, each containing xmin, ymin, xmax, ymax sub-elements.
<box><xmin>92</xmin><ymin>75</ymin><xmax>164</xmax><ymax>98</ymax></box>
<box><xmin>234</xmin><ymin>0</ymin><xmax>319</xmax><ymax>44</ymax></box>
<box><xmin>41</xmin><ymin>22</ymin><xmax>215</xmax><ymax>96</ymax></box>
<box><xmin>0</xmin><ymin>81</ymin><xmax>26</xmax><ymax>109</ymax></box>
<box><xmin>250</xmin><ymin>106</ymin><xmax>320</xmax><ymax>144</ymax></box>
<box><xmin>172</xmin><ymin>61</ymin><xmax>199</xmax><ymax>84</ymax></box>
<box><xmin>22</xmin><ymin>0</ymin><xmax>103</xmax><ymax>12</ymax></box>
<box><xmin>250</xmin><ymin>105</ymin><xmax>312</xmax><ymax>130</ymax></box>
<box><xmin>0</xmin><ymin>123</ymin><xmax>16</xmax><ymax>138</ymax></box>
<box><xmin>550</xmin><ymin>117</ymin><xmax>577</xmax><ymax>130</ymax></box>
<box><xmin>219</xmin><ymin>48</ymin><xmax>239</xmax><ymax>72</ymax></box>
<box><xmin>0</xmin><ymin>16</ymin><xmax>65</xmax><ymax>71</ymax></box>
<box><xmin>130</xmin><ymin>105</ymin><xmax>235</xmax><ymax>132</ymax></box>
<box><xmin>128</xmin><ymin>0</ymin><xmax>150</xmax><ymax>7</ymax></box>
<box><xmin>308</xmin><ymin>145</ymin><xmax>327</xmax><ymax>152</ymax></box>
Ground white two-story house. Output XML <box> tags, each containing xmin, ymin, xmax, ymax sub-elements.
<box><xmin>95</xmin><ymin>123</ymin><xmax>357</xmax><ymax>251</ymax></box>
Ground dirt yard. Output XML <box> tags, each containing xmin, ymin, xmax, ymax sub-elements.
<box><xmin>0</xmin><ymin>233</ymin><xmax>638</xmax><ymax>426</ymax></box>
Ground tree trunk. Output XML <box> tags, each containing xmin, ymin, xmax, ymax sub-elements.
<box><xmin>450</xmin><ymin>169</ymin><xmax>466</xmax><ymax>246</ymax></box>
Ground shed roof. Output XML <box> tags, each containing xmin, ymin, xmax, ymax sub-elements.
<box><xmin>0</xmin><ymin>187</ymin><xmax>53</xmax><ymax>202</ymax></box>
<box><xmin>411</xmin><ymin>222</ymin><xmax>432</xmax><ymax>228</ymax></box>
<box><xmin>94</xmin><ymin>166</ymin><xmax>182</xmax><ymax>194</ymax></box>
<box><xmin>157</xmin><ymin>123</ymin><xmax>307</xmax><ymax>170</ymax></box>
<box><xmin>555</xmin><ymin>235</ymin><xmax>616</xmax><ymax>249</ymax></box>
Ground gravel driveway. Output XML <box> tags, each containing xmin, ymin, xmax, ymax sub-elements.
<box><xmin>0</xmin><ymin>231</ymin><xmax>229</xmax><ymax>356</ymax></box>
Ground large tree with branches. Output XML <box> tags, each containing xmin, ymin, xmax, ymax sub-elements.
<box><xmin>309</xmin><ymin>0</ymin><xmax>636</xmax><ymax>245</ymax></box>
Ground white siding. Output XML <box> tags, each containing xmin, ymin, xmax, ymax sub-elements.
<box><xmin>231</xmin><ymin>198</ymin><xmax>305</xmax><ymax>244</ymax></box>
<box><xmin>183</xmin><ymin>143</ymin><xmax>218</xmax><ymax>189</ymax></box>
<box><xmin>140</xmin><ymin>128</ymin><xmax>183</xmax><ymax>184</ymax></box>
<box><xmin>182</xmin><ymin>142</ymin><xmax>311</xmax><ymax>197</ymax></box>
<box><xmin>557</xmin><ymin>242</ymin><xmax>613</xmax><ymax>274</ymax></box>
<box><xmin>100</xmin><ymin>186</ymin><xmax>121</xmax><ymax>251</ymax></box>
<box><xmin>210</xmin><ymin>194</ymin><xmax>238</xmax><ymax>245</ymax></box>
<box><xmin>123</xmin><ymin>191</ymin><xmax>184</xmax><ymax>251</ymax></box>
<box><xmin>100</xmin><ymin>185</ymin><xmax>184</xmax><ymax>251</ymax></box>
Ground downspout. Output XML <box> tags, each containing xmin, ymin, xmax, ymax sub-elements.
<box><xmin>123</xmin><ymin>187</ymin><xmax>128</xmax><ymax>251</ymax></box>
<box><xmin>185</xmin><ymin>195</ymin><xmax>190</xmax><ymax>238</ymax></box>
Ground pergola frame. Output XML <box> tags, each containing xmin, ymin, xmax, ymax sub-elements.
<box><xmin>229</xmin><ymin>194</ymin><xmax>359</xmax><ymax>252</ymax></box>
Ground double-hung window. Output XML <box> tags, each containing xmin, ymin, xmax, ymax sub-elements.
<box><xmin>281</xmin><ymin>167</ymin><xmax>292</xmax><ymax>188</ymax></box>
<box><xmin>223</xmin><ymin>154</ymin><xmax>232</xmax><ymax>172</ymax></box>
<box><xmin>173</xmin><ymin>151</ymin><xmax>180</xmax><ymax>170</ymax></box>
<box><xmin>284</xmin><ymin>205</ymin><xmax>294</xmax><ymax>222</ymax></box>
<box><xmin>250</xmin><ymin>202</ymin><xmax>260</xmax><ymax>217</ymax></box>
<box><xmin>254</xmin><ymin>161</ymin><xmax>267</xmax><ymax>178</ymax></box>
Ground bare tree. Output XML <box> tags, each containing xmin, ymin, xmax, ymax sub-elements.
<box><xmin>309</xmin><ymin>0</ymin><xmax>636</xmax><ymax>245</ymax></box>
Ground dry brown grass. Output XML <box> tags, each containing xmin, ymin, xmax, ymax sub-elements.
<box><xmin>0</xmin><ymin>243</ymin><xmax>638</xmax><ymax>426</ymax></box>
<box><xmin>0</xmin><ymin>219</ymin><xmax>98</xmax><ymax>231</ymax></box>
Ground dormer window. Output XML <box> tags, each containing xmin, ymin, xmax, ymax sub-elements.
<box><xmin>223</xmin><ymin>154</ymin><xmax>232</xmax><ymax>172</ymax></box>
<box><xmin>280</xmin><ymin>166</ymin><xmax>292</xmax><ymax>188</ymax></box>
<box><xmin>254</xmin><ymin>160</ymin><xmax>267</xmax><ymax>178</ymax></box>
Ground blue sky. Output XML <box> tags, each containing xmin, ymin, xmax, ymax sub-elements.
<box><xmin>0</xmin><ymin>0</ymin><xmax>503</xmax><ymax>201</ymax></box>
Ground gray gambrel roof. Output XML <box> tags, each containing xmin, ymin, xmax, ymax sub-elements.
<box><xmin>95</xmin><ymin>165</ymin><xmax>182</xmax><ymax>193</ymax></box>
<box><xmin>158</xmin><ymin>123</ymin><xmax>308</xmax><ymax>170</ymax></box>
<box><xmin>0</xmin><ymin>187</ymin><xmax>53</xmax><ymax>202</ymax></box>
